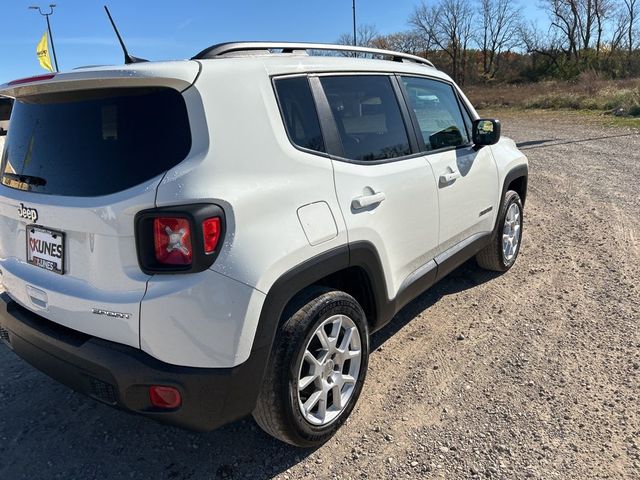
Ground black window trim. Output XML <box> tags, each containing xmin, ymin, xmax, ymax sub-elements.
<box><xmin>309</xmin><ymin>72</ymin><xmax>422</xmax><ymax>166</ymax></box>
<box><xmin>270</xmin><ymin>70</ymin><xmax>481</xmax><ymax>165</ymax></box>
<box><xmin>308</xmin><ymin>75</ymin><xmax>345</xmax><ymax>158</ymax></box>
<box><xmin>396</xmin><ymin>73</ymin><xmax>478</xmax><ymax>156</ymax></box>
<box><xmin>271</xmin><ymin>74</ymin><xmax>332</xmax><ymax>160</ymax></box>
<box><xmin>389</xmin><ymin>75</ymin><xmax>420</xmax><ymax>154</ymax></box>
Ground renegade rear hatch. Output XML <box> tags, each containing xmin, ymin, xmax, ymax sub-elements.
<box><xmin>0</xmin><ymin>62</ymin><xmax>199</xmax><ymax>348</ymax></box>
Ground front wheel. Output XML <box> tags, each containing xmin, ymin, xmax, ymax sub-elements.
<box><xmin>253</xmin><ymin>287</ymin><xmax>369</xmax><ymax>447</ymax></box>
<box><xmin>476</xmin><ymin>190</ymin><xmax>523</xmax><ymax>272</ymax></box>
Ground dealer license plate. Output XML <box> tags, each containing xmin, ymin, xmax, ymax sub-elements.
<box><xmin>26</xmin><ymin>225</ymin><xmax>65</xmax><ymax>275</ymax></box>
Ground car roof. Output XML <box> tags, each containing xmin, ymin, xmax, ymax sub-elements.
<box><xmin>191</xmin><ymin>41</ymin><xmax>448</xmax><ymax>80</ymax></box>
<box><xmin>193</xmin><ymin>54</ymin><xmax>452</xmax><ymax>84</ymax></box>
<box><xmin>0</xmin><ymin>50</ymin><xmax>452</xmax><ymax>97</ymax></box>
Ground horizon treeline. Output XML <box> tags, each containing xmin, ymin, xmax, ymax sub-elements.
<box><xmin>337</xmin><ymin>0</ymin><xmax>640</xmax><ymax>85</ymax></box>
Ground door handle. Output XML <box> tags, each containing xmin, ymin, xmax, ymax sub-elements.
<box><xmin>439</xmin><ymin>171</ymin><xmax>461</xmax><ymax>184</ymax></box>
<box><xmin>352</xmin><ymin>191</ymin><xmax>386</xmax><ymax>210</ymax></box>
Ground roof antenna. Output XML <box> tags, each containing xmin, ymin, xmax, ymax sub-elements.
<box><xmin>103</xmin><ymin>5</ymin><xmax>147</xmax><ymax>64</ymax></box>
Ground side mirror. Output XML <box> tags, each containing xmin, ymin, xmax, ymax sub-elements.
<box><xmin>472</xmin><ymin>119</ymin><xmax>501</xmax><ymax>146</ymax></box>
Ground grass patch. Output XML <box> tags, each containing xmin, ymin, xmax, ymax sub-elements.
<box><xmin>466</xmin><ymin>76</ymin><xmax>640</xmax><ymax>118</ymax></box>
<box><xmin>478</xmin><ymin>107</ymin><xmax>640</xmax><ymax>129</ymax></box>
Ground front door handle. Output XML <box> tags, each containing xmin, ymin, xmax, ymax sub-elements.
<box><xmin>439</xmin><ymin>171</ymin><xmax>461</xmax><ymax>184</ymax></box>
<box><xmin>352</xmin><ymin>191</ymin><xmax>386</xmax><ymax>210</ymax></box>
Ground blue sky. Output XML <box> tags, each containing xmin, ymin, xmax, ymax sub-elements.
<box><xmin>0</xmin><ymin>0</ymin><xmax>545</xmax><ymax>83</ymax></box>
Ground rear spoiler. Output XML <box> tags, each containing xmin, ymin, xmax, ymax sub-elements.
<box><xmin>0</xmin><ymin>61</ymin><xmax>200</xmax><ymax>99</ymax></box>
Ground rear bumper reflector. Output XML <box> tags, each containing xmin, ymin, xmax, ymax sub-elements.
<box><xmin>0</xmin><ymin>292</ymin><xmax>266</xmax><ymax>432</ymax></box>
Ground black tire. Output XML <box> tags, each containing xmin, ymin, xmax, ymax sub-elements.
<box><xmin>476</xmin><ymin>190</ymin><xmax>523</xmax><ymax>272</ymax></box>
<box><xmin>252</xmin><ymin>287</ymin><xmax>369</xmax><ymax>447</ymax></box>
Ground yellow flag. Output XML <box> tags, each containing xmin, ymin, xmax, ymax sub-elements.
<box><xmin>36</xmin><ymin>31</ymin><xmax>54</xmax><ymax>72</ymax></box>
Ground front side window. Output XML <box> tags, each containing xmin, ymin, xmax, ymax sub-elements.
<box><xmin>401</xmin><ymin>76</ymin><xmax>471</xmax><ymax>151</ymax></box>
<box><xmin>274</xmin><ymin>77</ymin><xmax>325</xmax><ymax>154</ymax></box>
<box><xmin>320</xmin><ymin>76</ymin><xmax>411</xmax><ymax>161</ymax></box>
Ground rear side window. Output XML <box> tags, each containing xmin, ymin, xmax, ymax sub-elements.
<box><xmin>1</xmin><ymin>87</ymin><xmax>191</xmax><ymax>197</ymax></box>
<box><xmin>401</xmin><ymin>76</ymin><xmax>470</xmax><ymax>151</ymax></box>
<box><xmin>274</xmin><ymin>77</ymin><xmax>325</xmax><ymax>154</ymax></box>
<box><xmin>320</xmin><ymin>76</ymin><xmax>411</xmax><ymax>162</ymax></box>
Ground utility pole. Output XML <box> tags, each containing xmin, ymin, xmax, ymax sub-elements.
<box><xmin>352</xmin><ymin>0</ymin><xmax>357</xmax><ymax>46</ymax></box>
<box><xmin>29</xmin><ymin>4</ymin><xmax>59</xmax><ymax>72</ymax></box>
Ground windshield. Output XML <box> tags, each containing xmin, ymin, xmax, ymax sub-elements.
<box><xmin>1</xmin><ymin>87</ymin><xmax>191</xmax><ymax>197</ymax></box>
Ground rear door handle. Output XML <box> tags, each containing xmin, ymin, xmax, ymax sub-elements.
<box><xmin>439</xmin><ymin>171</ymin><xmax>461</xmax><ymax>184</ymax></box>
<box><xmin>352</xmin><ymin>191</ymin><xmax>386</xmax><ymax>210</ymax></box>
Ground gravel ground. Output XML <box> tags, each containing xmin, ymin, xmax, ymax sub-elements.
<box><xmin>1</xmin><ymin>111</ymin><xmax>639</xmax><ymax>479</ymax></box>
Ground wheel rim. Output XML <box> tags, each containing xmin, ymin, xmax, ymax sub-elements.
<box><xmin>296</xmin><ymin>314</ymin><xmax>362</xmax><ymax>426</ymax></box>
<box><xmin>502</xmin><ymin>202</ymin><xmax>521</xmax><ymax>262</ymax></box>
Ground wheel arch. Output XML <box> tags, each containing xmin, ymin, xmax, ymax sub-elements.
<box><xmin>499</xmin><ymin>164</ymin><xmax>528</xmax><ymax>218</ymax></box>
<box><xmin>251</xmin><ymin>242</ymin><xmax>391</xmax><ymax>358</ymax></box>
<box><xmin>487</xmin><ymin>163</ymin><xmax>528</xmax><ymax>245</ymax></box>
<box><xmin>506</xmin><ymin>170</ymin><xmax>528</xmax><ymax>206</ymax></box>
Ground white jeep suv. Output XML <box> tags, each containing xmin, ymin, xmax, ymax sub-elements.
<box><xmin>0</xmin><ymin>43</ymin><xmax>527</xmax><ymax>447</ymax></box>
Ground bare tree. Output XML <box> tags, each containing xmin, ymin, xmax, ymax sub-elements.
<box><xmin>373</xmin><ymin>31</ymin><xmax>428</xmax><ymax>56</ymax></box>
<box><xmin>518</xmin><ymin>20</ymin><xmax>567</xmax><ymax>74</ymax></box>
<box><xmin>410</xmin><ymin>0</ymin><xmax>475</xmax><ymax>84</ymax></box>
<box><xmin>336</xmin><ymin>24</ymin><xmax>381</xmax><ymax>55</ymax></box>
<box><xmin>478</xmin><ymin>0</ymin><xmax>523</xmax><ymax>78</ymax></box>
<box><xmin>543</xmin><ymin>0</ymin><xmax>581</xmax><ymax>59</ymax></box>
<box><xmin>606</xmin><ymin>3</ymin><xmax>629</xmax><ymax>56</ymax></box>
<box><xmin>576</xmin><ymin>0</ymin><xmax>596</xmax><ymax>52</ymax></box>
<box><xmin>623</xmin><ymin>0</ymin><xmax>639</xmax><ymax>60</ymax></box>
<box><xmin>593</xmin><ymin>0</ymin><xmax>615</xmax><ymax>55</ymax></box>
<box><xmin>541</xmin><ymin>0</ymin><xmax>631</xmax><ymax>61</ymax></box>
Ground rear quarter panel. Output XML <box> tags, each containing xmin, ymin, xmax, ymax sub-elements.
<box><xmin>148</xmin><ymin>60</ymin><xmax>348</xmax><ymax>367</ymax></box>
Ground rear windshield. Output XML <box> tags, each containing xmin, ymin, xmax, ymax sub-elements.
<box><xmin>1</xmin><ymin>87</ymin><xmax>191</xmax><ymax>196</ymax></box>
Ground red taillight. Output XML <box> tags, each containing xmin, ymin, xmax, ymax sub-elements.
<box><xmin>149</xmin><ymin>386</ymin><xmax>182</xmax><ymax>409</ymax></box>
<box><xmin>136</xmin><ymin>205</ymin><xmax>224</xmax><ymax>274</ymax></box>
<box><xmin>153</xmin><ymin>217</ymin><xmax>192</xmax><ymax>265</ymax></box>
<box><xmin>202</xmin><ymin>217</ymin><xmax>221</xmax><ymax>254</ymax></box>
<box><xmin>8</xmin><ymin>73</ymin><xmax>56</xmax><ymax>86</ymax></box>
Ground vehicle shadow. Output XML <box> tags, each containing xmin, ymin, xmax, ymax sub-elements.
<box><xmin>0</xmin><ymin>260</ymin><xmax>499</xmax><ymax>480</ymax></box>
<box><xmin>517</xmin><ymin>132</ymin><xmax>637</xmax><ymax>150</ymax></box>
<box><xmin>371</xmin><ymin>258</ymin><xmax>500</xmax><ymax>350</ymax></box>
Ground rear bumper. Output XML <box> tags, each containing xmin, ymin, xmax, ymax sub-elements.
<box><xmin>0</xmin><ymin>292</ymin><xmax>268</xmax><ymax>431</ymax></box>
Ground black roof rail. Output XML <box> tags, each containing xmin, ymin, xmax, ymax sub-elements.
<box><xmin>192</xmin><ymin>42</ymin><xmax>435</xmax><ymax>68</ymax></box>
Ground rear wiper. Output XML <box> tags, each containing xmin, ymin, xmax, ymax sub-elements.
<box><xmin>3</xmin><ymin>173</ymin><xmax>47</xmax><ymax>186</ymax></box>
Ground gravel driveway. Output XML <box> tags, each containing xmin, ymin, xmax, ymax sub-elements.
<box><xmin>0</xmin><ymin>111</ymin><xmax>638</xmax><ymax>479</ymax></box>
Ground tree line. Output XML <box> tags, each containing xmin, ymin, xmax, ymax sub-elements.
<box><xmin>337</xmin><ymin>0</ymin><xmax>640</xmax><ymax>84</ymax></box>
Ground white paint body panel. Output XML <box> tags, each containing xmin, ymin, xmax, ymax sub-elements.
<box><xmin>425</xmin><ymin>146</ymin><xmax>500</xmax><ymax>254</ymax></box>
<box><xmin>0</xmin><ymin>179</ymin><xmax>160</xmax><ymax>348</ymax></box>
<box><xmin>154</xmin><ymin>60</ymin><xmax>349</xmax><ymax>297</ymax></box>
<box><xmin>0</xmin><ymin>61</ymin><xmax>200</xmax><ymax>98</ymax></box>
<box><xmin>140</xmin><ymin>269</ymin><xmax>266</xmax><ymax>368</ymax></box>
<box><xmin>491</xmin><ymin>137</ymin><xmax>529</xmax><ymax>190</ymax></box>
<box><xmin>150</xmin><ymin>60</ymin><xmax>348</xmax><ymax>365</ymax></box>
<box><xmin>297</xmin><ymin>202</ymin><xmax>339</xmax><ymax>246</ymax></box>
<box><xmin>0</xmin><ymin>63</ymin><xmax>200</xmax><ymax>351</ymax></box>
<box><xmin>0</xmin><ymin>55</ymin><xmax>528</xmax><ymax>369</ymax></box>
<box><xmin>331</xmin><ymin>157</ymin><xmax>440</xmax><ymax>299</ymax></box>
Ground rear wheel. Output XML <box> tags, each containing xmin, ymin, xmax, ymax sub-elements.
<box><xmin>253</xmin><ymin>287</ymin><xmax>369</xmax><ymax>447</ymax></box>
<box><xmin>476</xmin><ymin>190</ymin><xmax>523</xmax><ymax>272</ymax></box>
